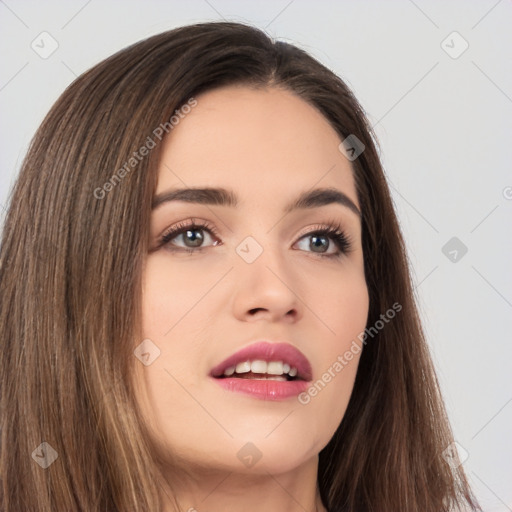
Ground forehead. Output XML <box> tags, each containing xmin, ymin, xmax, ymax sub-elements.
<box><xmin>156</xmin><ymin>85</ymin><xmax>359</xmax><ymax>210</ymax></box>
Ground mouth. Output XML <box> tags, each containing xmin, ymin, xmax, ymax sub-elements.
<box><xmin>209</xmin><ymin>341</ymin><xmax>312</xmax><ymax>400</ymax></box>
<box><xmin>213</xmin><ymin>362</ymin><xmax>302</xmax><ymax>382</ymax></box>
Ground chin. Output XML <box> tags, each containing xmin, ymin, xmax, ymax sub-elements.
<box><xmin>173</xmin><ymin>436</ymin><xmax>318</xmax><ymax>476</ymax></box>
<box><xmin>233</xmin><ymin>435</ymin><xmax>319</xmax><ymax>475</ymax></box>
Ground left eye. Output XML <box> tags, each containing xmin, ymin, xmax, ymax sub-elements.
<box><xmin>295</xmin><ymin>230</ymin><xmax>346</xmax><ymax>256</ymax></box>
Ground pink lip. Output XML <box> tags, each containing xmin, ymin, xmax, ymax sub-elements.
<box><xmin>213</xmin><ymin>377</ymin><xmax>310</xmax><ymax>401</ymax></box>
<box><xmin>209</xmin><ymin>341</ymin><xmax>313</xmax><ymax>401</ymax></box>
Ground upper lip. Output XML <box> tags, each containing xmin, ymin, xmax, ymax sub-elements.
<box><xmin>209</xmin><ymin>341</ymin><xmax>313</xmax><ymax>381</ymax></box>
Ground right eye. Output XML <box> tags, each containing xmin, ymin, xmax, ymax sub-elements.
<box><xmin>160</xmin><ymin>219</ymin><xmax>221</xmax><ymax>253</ymax></box>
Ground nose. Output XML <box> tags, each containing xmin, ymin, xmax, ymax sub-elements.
<box><xmin>231</xmin><ymin>242</ymin><xmax>303</xmax><ymax>324</ymax></box>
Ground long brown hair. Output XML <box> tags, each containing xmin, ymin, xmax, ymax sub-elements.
<box><xmin>0</xmin><ymin>21</ymin><xmax>480</xmax><ymax>511</ymax></box>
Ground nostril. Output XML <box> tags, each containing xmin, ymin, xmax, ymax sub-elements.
<box><xmin>249</xmin><ymin>308</ymin><xmax>266</xmax><ymax>314</ymax></box>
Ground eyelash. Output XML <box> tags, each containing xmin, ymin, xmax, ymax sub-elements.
<box><xmin>159</xmin><ymin>218</ymin><xmax>353</xmax><ymax>259</ymax></box>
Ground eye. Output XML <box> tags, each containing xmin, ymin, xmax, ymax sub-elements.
<box><xmin>158</xmin><ymin>218</ymin><xmax>353</xmax><ymax>259</ymax></box>
<box><xmin>294</xmin><ymin>221</ymin><xmax>353</xmax><ymax>259</ymax></box>
<box><xmin>159</xmin><ymin>219</ymin><xmax>220</xmax><ymax>254</ymax></box>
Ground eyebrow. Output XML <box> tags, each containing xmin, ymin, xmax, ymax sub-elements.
<box><xmin>151</xmin><ymin>186</ymin><xmax>361</xmax><ymax>217</ymax></box>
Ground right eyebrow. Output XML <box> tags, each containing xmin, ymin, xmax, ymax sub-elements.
<box><xmin>152</xmin><ymin>187</ymin><xmax>238</xmax><ymax>210</ymax></box>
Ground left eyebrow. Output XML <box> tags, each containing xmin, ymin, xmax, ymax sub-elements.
<box><xmin>284</xmin><ymin>187</ymin><xmax>361</xmax><ymax>217</ymax></box>
<box><xmin>151</xmin><ymin>186</ymin><xmax>361</xmax><ymax>217</ymax></box>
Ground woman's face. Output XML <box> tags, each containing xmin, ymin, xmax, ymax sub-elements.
<box><xmin>135</xmin><ymin>85</ymin><xmax>369</xmax><ymax>476</ymax></box>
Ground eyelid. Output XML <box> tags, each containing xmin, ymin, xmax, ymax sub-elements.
<box><xmin>295</xmin><ymin>219</ymin><xmax>354</xmax><ymax>255</ymax></box>
<box><xmin>296</xmin><ymin>218</ymin><xmax>349</xmax><ymax>240</ymax></box>
<box><xmin>159</xmin><ymin>218</ymin><xmax>219</xmax><ymax>241</ymax></box>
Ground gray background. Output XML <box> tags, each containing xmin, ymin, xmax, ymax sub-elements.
<box><xmin>1</xmin><ymin>1</ymin><xmax>511</xmax><ymax>510</ymax></box>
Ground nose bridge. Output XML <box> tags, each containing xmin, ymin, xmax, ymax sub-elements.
<box><xmin>234</xmin><ymin>221</ymin><xmax>286</xmax><ymax>275</ymax></box>
<box><xmin>230</xmin><ymin>227</ymin><xmax>303</xmax><ymax>321</ymax></box>
<box><xmin>231</xmin><ymin>207</ymin><xmax>301</xmax><ymax>283</ymax></box>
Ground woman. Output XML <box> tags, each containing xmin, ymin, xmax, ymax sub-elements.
<box><xmin>0</xmin><ymin>21</ymin><xmax>480</xmax><ymax>512</ymax></box>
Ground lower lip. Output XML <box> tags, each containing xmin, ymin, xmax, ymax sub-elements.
<box><xmin>212</xmin><ymin>376</ymin><xmax>309</xmax><ymax>400</ymax></box>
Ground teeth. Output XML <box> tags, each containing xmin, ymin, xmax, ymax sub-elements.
<box><xmin>235</xmin><ymin>361</ymin><xmax>251</xmax><ymax>374</ymax></box>
<box><xmin>224</xmin><ymin>366</ymin><xmax>236</xmax><ymax>376</ymax></box>
<box><xmin>251</xmin><ymin>360</ymin><xmax>267</xmax><ymax>373</ymax></box>
<box><xmin>223</xmin><ymin>360</ymin><xmax>298</xmax><ymax>378</ymax></box>
<box><xmin>266</xmin><ymin>361</ymin><xmax>284</xmax><ymax>375</ymax></box>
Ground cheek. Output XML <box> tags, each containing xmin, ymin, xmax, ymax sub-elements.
<box><xmin>311</xmin><ymin>264</ymin><xmax>369</xmax><ymax>345</ymax></box>
<box><xmin>298</xmin><ymin>274</ymin><xmax>368</xmax><ymax>437</ymax></box>
<box><xmin>136</xmin><ymin>259</ymin><xmax>201</xmax><ymax>443</ymax></box>
<box><xmin>141</xmin><ymin>256</ymin><xmax>198</xmax><ymax>330</ymax></box>
<box><xmin>139</xmin><ymin>257</ymin><xmax>206</xmax><ymax>387</ymax></box>
<box><xmin>326</xmin><ymin>275</ymin><xmax>369</xmax><ymax>391</ymax></box>
<box><xmin>131</xmin><ymin>324</ymin><xmax>202</xmax><ymax>458</ymax></box>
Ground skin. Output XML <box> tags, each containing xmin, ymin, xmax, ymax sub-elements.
<box><xmin>134</xmin><ymin>85</ymin><xmax>369</xmax><ymax>512</ymax></box>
